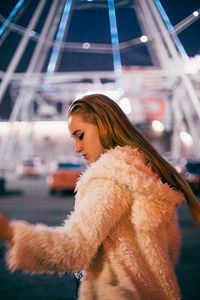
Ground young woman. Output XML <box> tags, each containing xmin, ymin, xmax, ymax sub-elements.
<box><xmin>0</xmin><ymin>93</ymin><xmax>200</xmax><ymax>300</ymax></box>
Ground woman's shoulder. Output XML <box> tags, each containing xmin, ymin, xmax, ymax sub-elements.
<box><xmin>76</xmin><ymin>145</ymin><xmax>185</xmax><ymax>207</ymax></box>
<box><xmin>75</xmin><ymin>145</ymin><xmax>146</xmax><ymax>189</ymax></box>
<box><xmin>96</xmin><ymin>145</ymin><xmax>145</xmax><ymax>168</ymax></box>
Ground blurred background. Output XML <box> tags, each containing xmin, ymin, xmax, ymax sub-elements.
<box><xmin>0</xmin><ymin>0</ymin><xmax>200</xmax><ymax>168</ymax></box>
<box><xmin>0</xmin><ymin>0</ymin><xmax>200</xmax><ymax>299</ymax></box>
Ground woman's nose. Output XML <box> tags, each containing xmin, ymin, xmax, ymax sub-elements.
<box><xmin>75</xmin><ymin>141</ymin><xmax>82</xmax><ymax>153</ymax></box>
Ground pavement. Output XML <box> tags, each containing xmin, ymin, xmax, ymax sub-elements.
<box><xmin>0</xmin><ymin>176</ymin><xmax>200</xmax><ymax>300</ymax></box>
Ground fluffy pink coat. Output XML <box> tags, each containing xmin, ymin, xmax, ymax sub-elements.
<box><xmin>6</xmin><ymin>146</ymin><xmax>185</xmax><ymax>300</ymax></box>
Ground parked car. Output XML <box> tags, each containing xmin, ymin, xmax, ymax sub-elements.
<box><xmin>16</xmin><ymin>157</ymin><xmax>43</xmax><ymax>178</ymax></box>
<box><xmin>47</xmin><ymin>162</ymin><xmax>84</xmax><ymax>194</ymax></box>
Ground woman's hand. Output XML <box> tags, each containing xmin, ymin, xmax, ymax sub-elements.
<box><xmin>0</xmin><ymin>212</ymin><xmax>13</xmax><ymax>241</ymax></box>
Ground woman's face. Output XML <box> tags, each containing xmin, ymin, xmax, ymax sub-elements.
<box><xmin>68</xmin><ymin>114</ymin><xmax>106</xmax><ymax>164</ymax></box>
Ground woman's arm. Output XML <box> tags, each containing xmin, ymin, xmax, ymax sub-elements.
<box><xmin>5</xmin><ymin>179</ymin><xmax>131</xmax><ymax>275</ymax></box>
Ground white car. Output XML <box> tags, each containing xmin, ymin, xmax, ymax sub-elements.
<box><xmin>16</xmin><ymin>157</ymin><xmax>43</xmax><ymax>178</ymax></box>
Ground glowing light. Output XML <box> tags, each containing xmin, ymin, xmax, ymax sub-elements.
<box><xmin>152</xmin><ymin>120</ymin><xmax>164</xmax><ymax>133</ymax></box>
<box><xmin>184</xmin><ymin>55</ymin><xmax>200</xmax><ymax>74</ymax></box>
<box><xmin>119</xmin><ymin>97</ymin><xmax>132</xmax><ymax>115</ymax></box>
<box><xmin>140</xmin><ymin>35</ymin><xmax>148</xmax><ymax>43</ymax></box>
<box><xmin>29</xmin><ymin>31</ymin><xmax>36</xmax><ymax>37</ymax></box>
<box><xmin>179</xmin><ymin>131</ymin><xmax>193</xmax><ymax>147</ymax></box>
<box><xmin>82</xmin><ymin>42</ymin><xmax>91</xmax><ymax>49</ymax></box>
<box><xmin>0</xmin><ymin>122</ymin><xmax>11</xmax><ymax>135</ymax></box>
<box><xmin>19</xmin><ymin>122</ymin><xmax>32</xmax><ymax>136</ymax></box>
<box><xmin>13</xmin><ymin>122</ymin><xmax>21</xmax><ymax>131</ymax></box>
<box><xmin>42</xmin><ymin>82</ymin><xmax>51</xmax><ymax>91</ymax></box>
<box><xmin>0</xmin><ymin>122</ymin><xmax>70</xmax><ymax>140</ymax></box>
<box><xmin>37</xmin><ymin>105</ymin><xmax>57</xmax><ymax>117</ymax></box>
<box><xmin>117</xmin><ymin>87</ymin><xmax>124</xmax><ymax>96</ymax></box>
<box><xmin>33</xmin><ymin>121</ymin><xmax>68</xmax><ymax>138</ymax></box>
<box><xmin>0</xmin><ymin>122</ymin><xmax>33</xmax><ymax>135</ymax></box>
<box><xmin>193</xmin><ymin>11</ymin><xmax>199</xmax><ymax>17</ymax></box>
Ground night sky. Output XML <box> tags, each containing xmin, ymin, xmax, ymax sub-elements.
<box><xmin>0</xmin><ymin>0</ymin><xmax>199</xmax><ymax>72</ymax></box>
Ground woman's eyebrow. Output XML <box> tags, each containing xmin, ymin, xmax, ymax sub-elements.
<box><xmin>72</xmin><ymin>130</ymin><xmax>81</xmax><ymax>136</ymax></box>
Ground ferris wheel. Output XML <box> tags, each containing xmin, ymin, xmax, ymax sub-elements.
<box><xmin>0</xmin><ymin>0</ymin><xmax>200</xmax><ymax>163</ymax></box>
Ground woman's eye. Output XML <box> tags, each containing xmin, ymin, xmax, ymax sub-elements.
<box><xmin>78</xmin><ymin>132</ymin><xmax>84</xmax><ymax>140</ymax></box>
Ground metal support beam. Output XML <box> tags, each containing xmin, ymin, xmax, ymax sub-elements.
<box><xmin>0</xmin><ymin>0</ymin><xmax>47</xmax><ymax>105</ymax></box>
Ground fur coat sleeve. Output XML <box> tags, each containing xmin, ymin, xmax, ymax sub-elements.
<box><xmin>5</xmin><ymin>178</ymin><xmax>131</xmax><ymax>274</ymax></box>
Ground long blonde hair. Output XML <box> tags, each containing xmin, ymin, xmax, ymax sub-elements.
<box><xmin>68</xmin><ymin>93</ymin><xmax>200</xmax><ymax>227</ymax></box>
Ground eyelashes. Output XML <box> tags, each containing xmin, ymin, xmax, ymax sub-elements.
<box><xmin>72</xmin><ymin>131</ymin><xmax>84</xmax><ymax>141</ymax></box>
<box><xmin>78</xmin><ymin>132</ymin><xmax>84</xmax><ymax>140</ymax></box>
